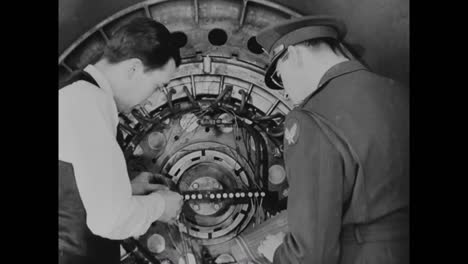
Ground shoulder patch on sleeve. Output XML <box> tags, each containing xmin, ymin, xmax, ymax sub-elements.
<box><xmin>285</xmin><ymin>116</ymin><xmax>300</xmax><ymax>146</ymax></box>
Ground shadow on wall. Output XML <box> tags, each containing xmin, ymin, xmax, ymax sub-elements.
<box><xmin>59</xmin><ymin>0</ymin><xmax>143</xmax><ymax>54</ymax></box>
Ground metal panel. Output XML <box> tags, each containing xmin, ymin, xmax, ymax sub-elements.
<box><xmin>59</xmin><ymin>0</ymin><xmax>409</xmax><ymax>86</ymax></box>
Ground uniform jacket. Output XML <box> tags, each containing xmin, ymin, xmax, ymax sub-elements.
<box><xmin>274</xmin><ymin>60</ymin><xmax>409</xmax><ymax>264</ymax></box>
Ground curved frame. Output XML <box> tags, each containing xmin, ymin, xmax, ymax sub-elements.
<box><xmin>59</xmin><ymin>0</ymin><xmax>302</xmax><ymax>65</ymax></box>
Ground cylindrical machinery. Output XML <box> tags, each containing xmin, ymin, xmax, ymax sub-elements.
<box><xmin>59</xmin><ymin>1</ymin><xmax>314</xmax><ymax>263</ymax></box>
<box><xmin>60</xmin><ymin>0</ymin><xmax>409</xmax><ymax>262</ymax></box>
<box><xmin>209</xmin><ymin>211</ymin><xmax>288</xmax><ymax>264</ymax></box>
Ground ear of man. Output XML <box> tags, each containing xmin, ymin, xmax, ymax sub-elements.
<box><xmin>287</xmin><ymin>45</ymin><xmax>304</xmax><ymax>68</ymax></box>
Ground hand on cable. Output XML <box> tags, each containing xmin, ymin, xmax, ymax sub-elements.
<box><xmin>257</xmin><ymin>231</ymin><xmax>286</xmax><ymax>263</ymax></box>
<box><xmin>131</xmin><ymin>172</ymin><xmax>169</xmax><ymax>195</ymax></box>
<box><xmin>156</xmin><ymin>189</ymin><xmax>184</xmax><ymax>223</ymax></box>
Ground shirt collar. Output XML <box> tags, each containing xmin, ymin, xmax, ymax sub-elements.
<box><xmin>83</xmin><ymin>65</ymin><xmax>113</xmax><ymax>97</ymax></box>
<box><xmin>299</xmin><ymin>60</ymin><xmax>368</xmax><ymax>108</ymax></box>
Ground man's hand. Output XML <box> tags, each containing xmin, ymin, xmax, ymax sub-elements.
<box><xmin>258</xmin><ymin>232</ymin><xmax>286</xmax><ymax>263</ymax></box>
<box><xmin>131</xmin><ymin>172</ymin><xmax>169</xmax><ymax>195</ymax></box>
<box><xmin>156</xmin><ymin>189</ymin><xmax>183</xmax><ymax>223</ymax></box>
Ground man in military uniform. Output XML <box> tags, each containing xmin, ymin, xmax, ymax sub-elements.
<box><xmin>59</xmin><ymin>18</ymin><xmax>184</xmax><ymax>264</ymax></box>
<box><xmin>255</xmin><ymin>16</ymin><xmax>409</xmax><ymax>264</ymax></box>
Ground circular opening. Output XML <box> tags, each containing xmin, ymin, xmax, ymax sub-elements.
<box><xmin>171</xmin><ymin>31</ymin><xmax>188</xmax><ymax>48</ymax></box>
<box><xmin>205</xmin><ymin>127</ymin><xmax>210</xmax><ymax>133</ymax></box>
<box><xmin>247</xmin><ymin>36</ymin><xmax>264</xmax><ymax>54</ymax></box>
<box><xmin>208</xmin><ymin>28</ymin><xmax>228</xmax><ymax>46</ymax></box>
<box><xmin>174</xmin><ymin>135</ymin><xmax>180</xmax><ymax>141</ymax></box>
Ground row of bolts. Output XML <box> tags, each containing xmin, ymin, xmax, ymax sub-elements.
<box><xmin>184</xmin><ymin>191</ymin><xmax>266</xmax><ymax>201</ymax></box>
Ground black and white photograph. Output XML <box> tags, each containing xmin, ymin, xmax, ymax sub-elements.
<box><xmin>58</xmin><ymin>0</ymin><xmax>410</xmax><ymax>263</ymax></box>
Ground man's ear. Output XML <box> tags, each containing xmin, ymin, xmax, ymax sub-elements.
<box><xmin>287</xmin><ymin>45</ymin><xmax>303</xmax><ymax>67</ymax></box>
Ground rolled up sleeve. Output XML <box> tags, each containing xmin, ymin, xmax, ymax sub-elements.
<box><xmin>59</xmin><ymin>84</ymin><xmax>165</xmax><ymax>240</ymax></box>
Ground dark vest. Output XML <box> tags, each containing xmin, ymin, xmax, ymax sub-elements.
<box><xmin>59</xmin><ymin>70</ymin><xmax>120</xmax><ymax>264</ymax></box>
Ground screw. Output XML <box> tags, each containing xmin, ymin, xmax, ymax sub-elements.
<box><xmin>214</xmin><ymin>183</ymin><xmax>221</xmax><ymax>189</ymax></box>
<box><xmin>213</xmin><ymin>204</ymin><xmax>220</xmax><ymax>210</ymax></box>
<box><xmin>192</xmin><ymin>183</ymin><xmax>199</xmax><ymax>189</ymax></box>
<box><xmin>193</xmin><ymin>204</ymin><xmax>200</xmax><ymax>211</ymax></box>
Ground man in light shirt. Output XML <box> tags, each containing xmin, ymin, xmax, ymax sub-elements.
<box><xmin>59</xmin><ymin>17</ymin><xmax>183</xmax><ymax>264</ymax></box>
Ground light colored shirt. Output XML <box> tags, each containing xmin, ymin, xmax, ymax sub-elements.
<box><xmin>59</xmin><ymin>65</ymin><xmax>165</xmax><ymax>240</ymax></box>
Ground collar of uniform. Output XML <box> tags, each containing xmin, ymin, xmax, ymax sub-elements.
<box><xmin>83</xmin><ymin>64</ymin><xmax>113</xmax><ymax>97</ymax></box>
<box><xmin>298</xmin><ymin>60</ymin><xmax>367</xmax><ymax>108</ymax></box>
<box><xmin>317</xmin><ymin>60</ymin><xmax>367</xmax><ymax>89</ymax></box>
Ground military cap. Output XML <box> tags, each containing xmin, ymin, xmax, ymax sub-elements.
<box><xmin>256</xmin><ymin>15</ymin><xmax>347</xmax><ymax>90</ymax></box>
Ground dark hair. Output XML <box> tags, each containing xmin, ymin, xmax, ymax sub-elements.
<box><xmin>102</xmin><ymin>17</ymin><xmax>181</xmax><ymax>71</ymax></box>
<box><xmin>301</xmin><ymin>38</ymin><xmax>350</xmax><ymax>59</ymax></box>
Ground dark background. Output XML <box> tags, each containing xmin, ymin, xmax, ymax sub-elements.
<box><xmin>59</xmin><ymin>0</ymin><xmax>409</xmax><ymax>87</ymax></box>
